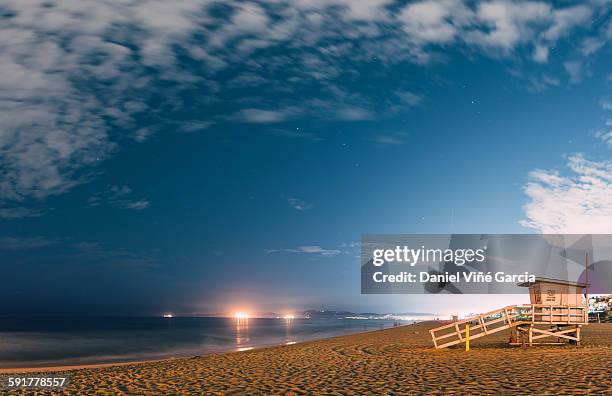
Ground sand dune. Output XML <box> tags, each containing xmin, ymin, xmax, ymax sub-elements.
<box><xmin>4</xmin><ymin>322</ymin><xmax>611</xmax><ymax>395</ymax></box>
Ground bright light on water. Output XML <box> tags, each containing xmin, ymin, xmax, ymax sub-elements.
<box><xmin>235</xmin><ymin>312</ymin><xmax>250</xmax><ymax>320</ymax></box>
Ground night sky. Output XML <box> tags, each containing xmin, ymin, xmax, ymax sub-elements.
<box><xmin>1</xmin><ymin>1</ymin><xmax>611</xmax><ymax>316</ymax></box>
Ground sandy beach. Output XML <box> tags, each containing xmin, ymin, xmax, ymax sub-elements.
<box><xmin>3</xmin><ymin>321</ymin><xmax>611</xmax><ymax>395</ymax></box>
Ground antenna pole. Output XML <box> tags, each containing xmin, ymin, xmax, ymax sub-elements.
<box><xmin>585</xmin><ymin>252</ymin><xmax>589</xmax><ymax>307</ymax></box>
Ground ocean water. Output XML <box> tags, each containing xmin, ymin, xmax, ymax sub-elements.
<box><xmin>0</xmin><ymin>317</ymin><xmax>404</xmax><ymax>368</ymax></box>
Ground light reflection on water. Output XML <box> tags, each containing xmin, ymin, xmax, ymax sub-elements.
<box><xmin>235</xmin><ymin>317</ymin><xmax>250</xmax><ymax>347</ymax></box>
<box><xmin>284</xmin><ymin>317</ymin><xmax>294</xmax><ymax>344</ymax></box>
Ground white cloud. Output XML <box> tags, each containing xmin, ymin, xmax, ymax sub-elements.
<box><xmin>286</xmin><ymin>245</ymin><xmax>342</xmax><ymax>257</ymax></box>
<box><xmin>233</xmin><ymin>102</ymin><xmax>374</xmax><ymax>124</ymax></box>
<box><xmin>268</xmin><ymin>244</ymin><xmax>346</xmax><ymax>257</ymax></box>
<box><xmin>180</xmin><ymin>122</ymin><xmax>214</xmax><ymax>133</ymax></box>
<box><xmin>0</xmin><ymin>0</ymin><xmax>604</xmax><ymax>217</ymax></box>
<box><xmin>542</xmin><ymin>5</ymin><xmax>592</xmax><ymax>42</ymax></box>
<box><xmin>601</xmin><ymin>99</ymin><xmax>612</xmax><ymax>111</ymax></box>
<box><xmin>532</xmin><ymin>45</ymin><xmax>549</xmax><ymax>63</ymax></box>
<box><xmin>122</xmin><ymin>199</ymin><xmax>151</xmax><ymax>211</ymax></box>
<box><xmin>0</xmin><ymin>0</ymin><xmax>210</xmax><ymax>214</ymax></box>
<box><xmin>520</xmin><ymin>155</ymin><xmax>612</xmax><ymax>233</ymax></box>
<box><xmin>0</xmin><ymin>207</ymin><xmax>46</xmax><ymax>220</ymax></box>
<box><xmin>581</xmin><ymin>37</ymin><xmax>604</xmax><ymax>56</ymax></box>
<box><xmin>564</xmin><ymin>60</ymin><xmax>584</xmax><ymax>84</ymax></box>
<box><xmin>399</xmin><ymin>0</ymin><xmax>467</xmax><ymax>44</ymax></box>
<box><xmin>471</xmin><ymin>2</ymin><xmax>590</xmax><ymax>53</ymax></box>
<box><xmin>592</xmin><ymin>93</ymin><xmax>612</xmax><ymax>147</ymax></box>
<box><xmin>282</xmin><ymin>196</ymin><xmax>313</xmax><ymax>211</ymax></box>
<box><xmin>235</xmin><ymin>108</ymin><xmax>300</xmax><ymax>123</ymax></box>
<box><xmin>335</xmin><ymin>107</ymin><xmax>373</xmax><ymax>121</ymax></box>
<box><xmin>394</xmin><ymin>91</ymin><xmax>423</xmax><ymax>106</ymax></box>
<box><xmin>470</xmin><ymin>1</ymin><xmax>551</xmax><ymax>50</ymax></box>
<box><xmin>596</xmin><ymin>131</ymin><xmax>612</xmax><ymax>148</ymax></box>
<box><xmin>526</xmin><ymin>74</ymin><xmax>560</xmax><ymax>92</ymax></box>
<box><xmin>372</xmin><ymin>134</ymin><xmax>408</xmax><ymax>146</ymax></box>
<box><xmin>207</xmin><ymin>2</ymin><xmax>271</xmax><ymax>49</ymax></box>
<box><xmin>89</xmin><ymin>185</ymin><xmax>150</xmax><ymax>211</ymax></box>
<box><xmin>0</xmin><ymin>236</ymin><xmax>60</xmax><ymax>250</ymax></box>
<box><xmin>397</xmin><ymin>0</ymin><xmax>595</xmax><ymax>60</ymax></box>
<box><xmin>293</xmin><ymin>0</ymin><xmax>394</xmax><ymax>22</ymax></box>
<box><xmin>233</xmin><ymin>3</ymin><xmax>269</xmax><ymax>33</ymax></box>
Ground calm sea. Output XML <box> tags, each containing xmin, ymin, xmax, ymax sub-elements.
<box><xmin>0</xmin><ymin>317</ymin><xmax>406</xmax><ymax>368</ymax></box>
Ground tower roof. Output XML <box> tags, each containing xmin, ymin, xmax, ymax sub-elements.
<box><xmin>517</xmin><ymin>277</ymin><xmax>588</xmax><ymax>288</ymax></box>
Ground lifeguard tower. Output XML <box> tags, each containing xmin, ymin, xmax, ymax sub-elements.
<box><xmin>429</xmin><ymin>277</ymin><xmax>589</xmax><ymax>349</ymax></box>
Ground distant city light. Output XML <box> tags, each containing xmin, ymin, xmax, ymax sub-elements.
<box><xmin>283</xmin><ymin>314</ymin><xmax>295</xmax><ymax>320</ymax></box>
<box><xmin>235</xmin><ymin>312</ymin><xmax>250</xmax><ymax>320</ymax></box>
<box><xmin>163</xmin><ymin>314</ymin><xmax>174</xmax><ymax>318</ymax></box>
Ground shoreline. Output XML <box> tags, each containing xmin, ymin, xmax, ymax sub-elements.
<box><xmin>0</xmin><ymin>358</ymin><xmax>176</xmax><ymax>374</ymax></box>
<box><xmin>2</xmin><ymin>322</ymin><xmax>608</xmax><ymax>394</ymax></box>
<box><xmin>0</xmin><ymin>321</ymin><xmax>420</xmax><ymax>374</ymax></box>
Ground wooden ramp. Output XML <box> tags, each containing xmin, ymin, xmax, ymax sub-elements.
<box><xmin>429</xmin><ymin>304</ymin><xmax>588</xmax><ymax>349</ymax></box>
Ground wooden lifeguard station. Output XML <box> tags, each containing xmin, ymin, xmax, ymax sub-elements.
<box><xmin>429</xmin><ymin>277</ymin><xmax>589</xmax><ymax>349</ymax></box>
<box><xmin>511</xmin><ymin>277</ymin><xmax>588</xmax><ymax>346</ymax></box>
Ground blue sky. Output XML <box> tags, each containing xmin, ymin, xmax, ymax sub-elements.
<box><xmin>1</xmin><ymin>0</ymin><xmax>611</xmax><ymax>316</ymax></box>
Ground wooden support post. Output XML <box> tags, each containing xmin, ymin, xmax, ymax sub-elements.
<box><xmin>504</xmin><ymin>308</ymin><xmax>512</xmax><ymax>325</ymax></box>
<box><xmin>576</xmin><ymin>326</ymin><xmax>581</xmax><ymax>346</ymax></box>
<box><xmin>455</xmin><ymin>323</ymin><xmax>462</xmax><ymax>341</ymax></box>
<box><xmin>430</xmin><ymin>330</ymin><xmax>438</xmax><ymax>349</ymax></box>
<box><xmin>528</xmin><ymin>326</ymin><xmax>533</xmax><ymax>346</ymax></box>
<box><xmin>550</xmin><ymin>304</ymin><xmax>553</xmax><ymax>324</ymax></box>
<box><xmin>479</xmin><ymin>316</ymin><xmax>488</xmax><ymax>334</ymax></box>
<box><xmin>466</xmin><ymin>324</ymin><xmax>470</xmax><ymax>352</ymax></box>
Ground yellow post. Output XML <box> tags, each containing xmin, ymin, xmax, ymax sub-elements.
<box><xmin>465</xmin><ymin>324</ymin><xmax>470</xmax><ymax>352</ymax></box>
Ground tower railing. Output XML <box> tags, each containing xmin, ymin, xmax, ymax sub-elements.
<box><xmin>429</xmin><ymin>304</ymin><xmax>588</xmax><ymax>349</ymax></box>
